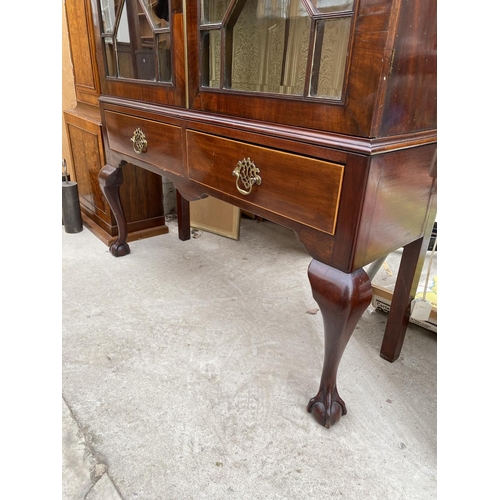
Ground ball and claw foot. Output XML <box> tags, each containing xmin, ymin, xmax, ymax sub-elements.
<box><xmin>109</xmin><ymin>241</ymin><xmax>130</xmax><ymax>257</ymax></box>
<box><xmin>307</xmin><ymin>387</ymin><xmax>347</xmax><ymax>428</ymax></box>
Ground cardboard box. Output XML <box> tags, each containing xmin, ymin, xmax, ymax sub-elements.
<box><xmin>371</xmin><ymin>284</ymin><xmax>437</xmax><ymax>333</ymax></box>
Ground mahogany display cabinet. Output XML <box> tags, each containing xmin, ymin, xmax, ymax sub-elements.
<box><xmin>89</xmin><ymin>0</ymin><xmax>437</xmax><ymax>428</ymax></box>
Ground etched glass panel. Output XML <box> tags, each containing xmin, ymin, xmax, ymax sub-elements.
<box><xmin>202</xmin><ymin>0</ymin><xmax>231</xmax><ymax>24</ymax></box>
<box><xmin>310</xmin><ymin>17</ymin><xmax>351</xmax><ymax>98</ymax></box>
<box><xmin>200</xmin><ymin>0</ymin><xmax>353</xmax><ymax>99</ymax></box>
<box><xmin>231</xmin><ymin>0</ymin><xmax>310</xmax><ymax>95</ymax></box>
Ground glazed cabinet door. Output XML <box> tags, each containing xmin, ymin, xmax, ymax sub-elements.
<box><xmin>187</xmin><ymin>0</ymin><xmax>387</xmax><ymax>136</ymax></box>
<box><xmin>187</xmin><ymin>0</ymin><xmax>436</xmax><ymax>138</ymax></box>
<box><xmin>91</xmin><ymin>0</ymin><xmax>186</xmax><ymax>107</ymax></box>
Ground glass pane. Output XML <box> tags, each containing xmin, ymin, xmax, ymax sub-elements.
<box><xmin>256</xmin><ymin>0</ymin><xmax>298</xmax><ymax>18</ymax></box>
<box><xmin>311</xmin><ymin>17</ymin><xmax>351</xmax><ymax>99</ymax></box>
<box><xmin>116</xmin><ymin>3</ymin><xmax>134</xmax><ymax>78</ymax></box>
<box><xmin>308</xmin><ymin>0</ymin><xmax>354</xmax><ymax>13</ymax></box>
<box><xmin>100</xmin><ymin>0</ymin><xmax>121</xmax><ymax>33</ymax></box>
<box><xmin>202</xmin><ymin>0</ymin><xmax>231</xmax><ymax>24</ymax></box>
<box><xmin>100</xmin><ymin>0</ymin><xmax>173</xmax><ymax>82</ymax></box>
<box><xmin>135</xmin><ymin>49</ymin><xmax>156</xmax><ymax>81</ymax></box>
<box><xmin>136</xmin><ymin>2</ymin><xmax>156</xmax><ymax>80</ymax></box>
<box><xmin>104</xmin><ymin>37</ymin><xmax>117</xmax><ymax>76</ymax></box>
<box><xmin>112</xmin><ymin>0</ymin><xmax>157</xmax><ymax>80</ymax></box>
<box><xmin>158</xmin><ymin>32</ymin><xmax>172</xmax><ymax>82</ymax></box>
<box><xmin>231</xmin><ymin>0</ymin><xmax>310</xmax><ymax>95</ymax></box>
<box><xmin>141</xmin><ymin>0</ymin><xmax>170</xmax><ymax>28</ymax></box>
<box><xmin>202</xmin><ymin>30</ymin><xmax>221</xmax><ymax>87</ymax></box>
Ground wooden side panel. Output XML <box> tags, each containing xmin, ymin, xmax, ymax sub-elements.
<box><xmin>353</xmin><ymin>144</ymin><xmax>437</xmax><ymax>268</ymax></box>
<box><xmin>62</xmin><ymin>2</ymin><xmax>77</xmax><ymax>180</ymax></box>
<box><xmin>119</xmin><ymin>164</ymin><xmax>165</xmax><ymax>227</ymax></box>
<box><xmin>329</xmin><ymin>152</ymin><xmax>371</xmax><ymax>271</ymax></box>
<box><xmin>64</xmin><ymin>110</ymin><xmax>111</xmax><ymax>224</ymax></box>
<box><xmin>377</xmin><ymin>0</ymin><xmax>437</xmax><ymax>136</ymax></box>
<box><xmin>64</xmin><ymin>109</ymin><xmax>168</xmax><ymax>237</ymax></box>
<box><xmin>65</xmin><ymin>0</ymin><xmax>101</xmax><ymax>106</ymax></box>
<box><xmin>345</xmin><ymin>0</ymin><xmax>393</xmax><ymax>136</ymax></box>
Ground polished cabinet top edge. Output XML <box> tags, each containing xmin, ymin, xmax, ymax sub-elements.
<box><xmin>99</xmin><ymin>96</ymin><xmax>436</xmax><ymax>156</ymax></box>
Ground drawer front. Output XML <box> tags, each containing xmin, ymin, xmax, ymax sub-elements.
<box><xmin>187</xmin><ymin>131</ymin><xmax>344</xmax><ymax>235</ymax></box>
<box><xmin>104</xmin><ymin>110</ymin><xmax>184</xmax><ymax>175</ymax></box>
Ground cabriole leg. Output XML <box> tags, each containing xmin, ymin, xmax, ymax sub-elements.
<box><xmin>98</xmin><ymin>164</ymin><xmax>130</xmax><ymax>257</ymax></box>
<box><xmin>307</xmin><ymin>260</ymin><xmax>372</xmax><ymax>428</ymax></box>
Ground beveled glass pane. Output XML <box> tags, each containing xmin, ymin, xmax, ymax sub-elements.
<box><xmin>141</xmin><ymin>0</ymin><xmax>170</xmax><ymax>29</ymax></box>
<box><xmin>100</xmin><ymin>0</ymin><xmax>121</xmax><ymax>33</ymax></box>
<box><xmin>256</xmin><ymin>0</ymin><xmax>301</xmax><ymax>18</ymax></box>
<box><xmin>231</xmin><ymin>0</ymin><xmax>310</xmax><ymax>95</ymax></box>
<box><xmin>137</xmin><ymin>2</ymin><xmax>155</xmax><ymax>52</ymax></box>
<box><xmin>158</xmin><ymin>32</ymin><xmax>172</xmax><ymax>82</ymax></box>
<box><xmin>202</xmin><ymin>0</ymin><xmax>231</xmax><ymax>24</ymax></box>
<box><xmin>311</xmin><ymin>17</ymin><xmax>351</xmax><ymax>99</ymax></box>
<box><xmin>202</xmin><ymin>30</ymin><xmax>221</xmax><ymax>87</ymax></box>
<box><xmin>308</xmin><ymin>0</ymin><xmax>354</xmax><ymax>14</ymax></box>
<box><xmin>103</xmin><ymin>37</ymin><xmax>117</xmax><ymax>76</ymax></box>
<box><xmin>116</xmin><ymin>4</ymin><xmax>134</xmax><ymax>78</ymax></box>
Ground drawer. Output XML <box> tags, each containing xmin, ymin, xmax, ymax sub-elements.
<box><xmin>186</xmin><ymin>131</ymin><xmax>344</xmax><ymax>235</ymax></box>
<box><xmin>104</xmin><ymin>110</ymin><xmax>184</xmax><ymax>175</ymax></box>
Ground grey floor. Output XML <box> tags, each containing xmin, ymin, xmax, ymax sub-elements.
<box><xmin>62</xmin><ymin>216</ymin><xmax>437</xmax><ymax>500</ymax></box>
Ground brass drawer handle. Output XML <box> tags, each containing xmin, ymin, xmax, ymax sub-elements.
<box><xmin>232</xmin><ymin>158</ymin><xmax>261</xmax><ymax>195</ymax></box>
<box><xmin>131</xmin><ymin>127</ymin><xmax>148</xmax><ymax>154</ymax></box>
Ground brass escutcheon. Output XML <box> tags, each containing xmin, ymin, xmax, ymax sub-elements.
<box><xmin>232</xmin><ymin>158</ymin><xmax>261</xmax><ymax>195</ymax></box>
<box><xmin>131</xmin><ymin>127</ymin><xmax>147</xmax><ymax>154</ymax></box>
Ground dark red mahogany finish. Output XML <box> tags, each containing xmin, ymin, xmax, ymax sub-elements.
<box><xmin>98</xmin><ymin>164</ymin><xmax>131</xmax><ymax>257</ymax></box>
<box><xmin>307</xmin><ymin>261</ymin><xmax>373</xmax><ymax>428</ymax></box>
<box><xmin>89</xmin><ymin>0</ymin><xmax>437</xmax><ymax>427</ymax></box>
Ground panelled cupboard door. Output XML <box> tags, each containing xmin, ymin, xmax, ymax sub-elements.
<box><xmin>65</xmin><ymin>0</ymin><xmax>101</xmax><ymax>106</ymax></box>
<box><xmin>187</xmin><ymin>0</ymin><xmax>437</xmax><ymax>138</ymax></box>
<box><xmin>91</xmin><ymin>0</ymin><xmax>186</xmax><ymax>107</ymax></box>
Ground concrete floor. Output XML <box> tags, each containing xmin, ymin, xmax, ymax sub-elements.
<box><xmin>62</xmin><ymin>216</ymin><xmax>437</xmax><ymax>499</ymax></box>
